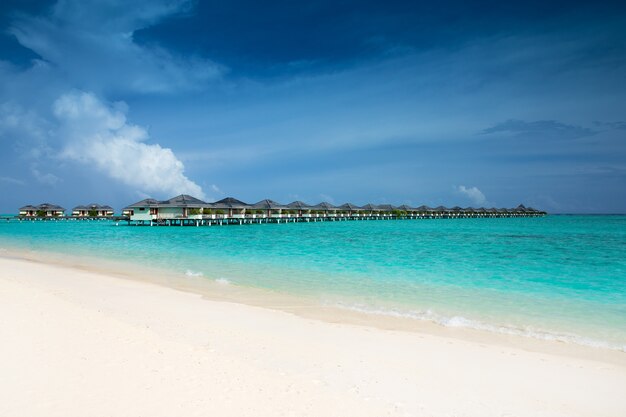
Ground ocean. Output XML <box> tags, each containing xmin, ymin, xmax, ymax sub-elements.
<box><xmin>1</xmin><ymin>215</ymin><xmax>625</xmax><ymax>350</ymax></box>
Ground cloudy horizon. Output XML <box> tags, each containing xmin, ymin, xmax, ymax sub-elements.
<box><xmin>1</xmin><ymin>0</ymin><xmax>625</xmax><ymax>213</ymax></box>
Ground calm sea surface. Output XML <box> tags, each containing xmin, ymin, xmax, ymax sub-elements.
<box><xmin>1</xmin><ymin>215</ymin><xmax>625</xmax><ymax>349</ymax></box>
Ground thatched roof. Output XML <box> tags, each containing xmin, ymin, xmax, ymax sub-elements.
<box><xmin>310</xmin><ymin>202</ymin><xmax>337</xmax><ymax>210</ymax></box>
<box><xmin>359</xmin><ymin>203</ymin><xmax>379</xmax><ymax>211</ymax></box>
<box><xmin>396</xmin><ymin>204</ymin><xmax>413</xmax><ymax>211</ymax></box>
<box><xmin>22</xmin><ymin>203</ymin><xmax>66</xmax><ymax>211</ymax></box>
<box><xmin>287</xmin><ymin>201</ymin><xmax>312</xmax><ymax>210</ymax></box>
<box><xmin>73</xmin><ymin>203</ymin><xmax>114</xmax><ymax>211</ymax></box>
<box><xmin>338</xmin><ymin>203</ymin><xmax>360</xmax><ymax>211</ymax></box>
<box><xmin>212</xmin><ymin>197</ymin><xmax>250</xmax><ymax>209</ymax></box>
<box><xmin>376</xmin><ymin>204</ymin><xmax>395</xmax><ymax>211</ymax></box>
<box><xmin>160</xmin><ymin>194</ymin><xmax>206</xmax><ymax>207</ymax></box>
<box><xmin>124</xmin><ymin>198</ymin><xmax>161</xmax><ymax>209</ymax></box>
<box><xmin>252</xmin><ymin>199</ymin><xmax>286</xmax><ymax>210</ymax></box>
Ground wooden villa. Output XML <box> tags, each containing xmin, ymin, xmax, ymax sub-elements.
<box><xmin>119</xmin><ymin>194</ymin><xmax>546</xmax><ymax>226</ymax></box>
<box><xmin>72</xmin><ymin>204</ymin><xmax>114</xmax><ymax>218</ymax></box>
<box><xmin>19</xmin><ymin>203</ymin><xmax>65</xmax><ymax>218</ymax></box>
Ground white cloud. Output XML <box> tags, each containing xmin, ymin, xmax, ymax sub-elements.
<box><xmin>456</xmin><ymin>185</ymin><xmax>487</xmax><ymax>206</ymax></box>
<box><xmin>53</xmin><ymin>91</ymin><xmax>204</xmax><ymax>198</ymax></box>
<box><xmin>0</xmin><ymin>176</ymin><xmax>25</xmax><ymax>186</ymax></box>
<box><xmin>210</xmin><ymin>184</ymin><xmax>223</xmax><ymax>195</ymax></box>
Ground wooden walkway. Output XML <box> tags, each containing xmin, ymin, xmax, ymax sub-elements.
<box><xmin>3</xmin><ymin>212</ymin><xmax>546</xmax><ymax>225</ymax></box>
<box><xmin>128</xmin><ymin>212</ymin><xmax>545</xmax><ymax>226</ymax></box>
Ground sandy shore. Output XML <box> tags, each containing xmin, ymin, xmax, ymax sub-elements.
<box><xmin>1</xmin><ymin>256</ymin><xmax>625</xmax><ymax>417</ymax></box>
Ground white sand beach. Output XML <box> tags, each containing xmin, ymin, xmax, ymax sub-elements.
<box><xmin>1</xmin><ymin>255</ymin><xmax>625</xmax><ymax>417</ymax></box>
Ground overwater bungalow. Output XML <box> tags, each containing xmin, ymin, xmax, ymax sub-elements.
<box><xmin>122</xmin><ymin>198</ymin><xmax>159</xmax><ymax>219</ymax></box>
<box><xmin>338</xmin><ymin>203</ymin><xmax>361</xmax><ymax>216</ymax></box>
<box><xmin>375</xmin><ymin>204</ymin><xmax>395</xmax><ymax>213</ymax></box>
<box><xmin>359</xmin><ymin>203</ymin><xmax>380</xmax><ymax>216</ymax></box>
<box><xmin>123</xmin><ymin>195</ymin><xmax>205</xmax><ymax>221</ymax></box>
<box><xmin>287</xmin><ymin>201</ymin><xmax>312</xmax><ymax>217</ymax></box>
<box><xmin>118</xmin><ymin>193</ymin><xmax>545</xmax><ymax>226</ymax></box>
<box><xmin>19</xmin><ymin>203</ymin><xmax>65</xmax><ymax>217</ymax></box>
<box><xmin>310</xmin><ymin>202</ymin><xmax>338</xmax><ymax>217</ymax></box>
<box><xmin>72</xmin><ymin>203</ymin><xmax>114</xmax><ymax>217</ymax></box>
<box><xmin>512</xmin><ymin>205</ymin><xmax>524</xmax><ymax>215</ymax></box>
<box><xmin>212</xmin><ymin>197</ymin><xmax>250</xmax><ymax>218</ymax></box>
<box><xmin>251</xmin><ymin>199</ymin><xmax>288</xmax><ymax>218</ymax></box>
<box><xmin>433</xmin><ymin>206</ymin><xmax>448</xmax><ymax>217</ymax></box>
<box><xmin>415</xmin><ymin>205</ymin><xmax>433</xmax><ymax>215</ymax></box>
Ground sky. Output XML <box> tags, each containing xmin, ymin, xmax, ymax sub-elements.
<box><xmin>0</xmin><ymin>0</ymin><xmax>625</xmax><ymax>213</ymax></box>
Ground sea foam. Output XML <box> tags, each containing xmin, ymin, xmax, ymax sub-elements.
<box><xmin>333</xmin><ymin>303</ymin><xmax>626</xmax><ymax>352</ymax></box>
<box><xmin>185</xmin><ymin>269</ymin><xmax>204</xmax><ymax>277</ymax></box>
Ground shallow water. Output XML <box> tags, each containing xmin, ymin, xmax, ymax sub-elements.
<box><xmin>1</xmin><ymin>215</ymin><xmax>625</xmax><ymax>349</ymax></box>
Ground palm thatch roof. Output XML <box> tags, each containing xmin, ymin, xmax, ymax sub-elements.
<box><xmin>286</xmin><ymin>201</ymin><xmax>312</xmax><ymax>210</ymax></box>
<box><xmin>375</xmin><ymin>204</ymin><xmax>395</xmax><ymax>211</ymax></box>
<box><xmin>124</xmin><ymin>198</ymin><xmax>161</xmax><ymax>209</ymax></box>
<box><xmin>160</xmin><ymin>194</ymin><xmax>207</xmax><ymax>207</ymax></box>
<box><xmin>22</xmin><ymin>203</ymin><xmax>66</xmax><ymax>211</ymax></box>
<box><xmin>310</xmin><ymin>202</ymin><xmax>337</xmax><ymax>210</ymax></box>
<box><xmin>73</xmin><ymin>203</ymin><xmax>114</xmax><ymax>211</ymax></box>
<box><xmin>252</xmin><ymin>199</ymin><xmax>286</xmax><ymax>210</ymax></box>
<box><xmin>359</xmin><ymin>203</ymin><xmax>379</xmax><ymax>211</ymax></box>
<box><xmin>212</xmin><ymin>197</ymin><xmax>250</xmax><ymax>209</ymax></box>
<box><xmin>338</xmin><ymin>203</ymin><xmax>361</xmax><ymax>211</ymax></box>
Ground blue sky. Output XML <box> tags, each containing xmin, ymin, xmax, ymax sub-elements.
<box><xmin>0</xmin><ymin>0</ymin><xmax>625</xmax><ymax>213</ymax></box>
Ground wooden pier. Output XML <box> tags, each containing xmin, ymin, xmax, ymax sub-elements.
<box><xmin>11</xmin><ymin>196</ymin><xmax>546</xmax><ymax>226</ymax></box>
<box><xmin>126</xmin><ymin>211</ymin><xmax>546</xmax><ymax>227</ymax></box>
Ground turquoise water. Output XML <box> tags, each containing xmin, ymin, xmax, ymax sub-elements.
<box><xmin>1</xmin><ymin>215</ymin><xmax>625</xmax><ymax>349</ymax></box>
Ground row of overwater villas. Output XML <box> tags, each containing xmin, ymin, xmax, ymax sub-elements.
<box><xmin>122</xmin><ymin>194</ymin><xmax>546</xmax><ymax>222</ymax></box>
<box><xmin>18</xmin><ymin>203</ymin><xmax>114</xmax><ymax>218</ymax></box>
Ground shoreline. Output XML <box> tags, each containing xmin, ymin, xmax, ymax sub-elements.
<box><xmin>1</xmin><ymin>253</ymin><xmax>625</xmax><ymax>416</ymax></box>
<box><xmin>2</xmin><ymin>247</ymin><xmax>625</xmax><ymax>366</ymax></box>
